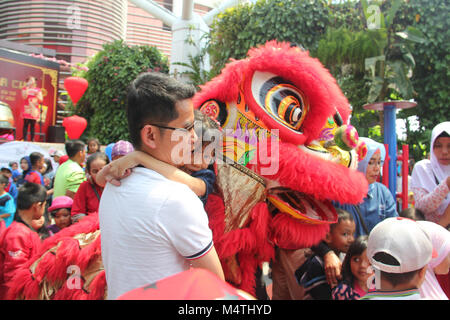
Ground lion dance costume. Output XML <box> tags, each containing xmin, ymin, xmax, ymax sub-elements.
<box><xmin>6</xmin><ymin>41</ymin><xmax>368</xmax><ymax>299</ymax></box>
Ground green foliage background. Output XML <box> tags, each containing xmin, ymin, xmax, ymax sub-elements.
<box><xmin>69</xmin><ymin>40</ymin><xmax>169</xmax><ymax>144</ymax></box>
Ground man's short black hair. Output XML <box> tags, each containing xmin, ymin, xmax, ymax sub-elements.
<box><xmin>126</xmin><ymin>72</ymin><xmax>196</xmax><ymax>149</ymax></box>
<box><xmin>65</xmin><ymin>140</ymin><xmax>86</xmax><ymax>158</ymax></box>
<box><xmin>373</xmin><ymin>252</ymin><xmax>422</xmax><ymax>287</ymax></box>
<box><xmin>17</xmin><ymin>182</ymin><xmax>47</xmax><ymax>210</ymax></box>
<box><xmin>29</xmin><ymin>152</ymin><xmax>44</xmax><ymax>166</ymax></box>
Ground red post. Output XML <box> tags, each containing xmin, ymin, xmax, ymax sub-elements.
<box><xmin>382</xmin><ymin>144</ymin><xmax>390</xmax><ymax>188</ymax></box>
<box><xmin>401</xmin><ymin>145</ymin><xmax>409</xmax><ymax>210</ymax></box>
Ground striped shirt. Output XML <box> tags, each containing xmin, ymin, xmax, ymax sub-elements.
<box><xmin>359</xmin><ymin>288</ymin><xmax>422</xmax><ymax>300</ymax></box>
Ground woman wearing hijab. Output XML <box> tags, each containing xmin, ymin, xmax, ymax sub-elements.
<box><xmin>335</xmin><ymin>137</ymin><xmax>398</xmax><ymax>238</ymax></box>
<box><xmin>411</xmin><ymin>122</ymin><xmax>450</xmax><ymax>228</ymax></box>
<box><xmin>417</xmin><ymin>220</ymin><xmax>450</xmax><ymax>300</ymax></box>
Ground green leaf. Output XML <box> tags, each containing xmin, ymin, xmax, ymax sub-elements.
<box><xmin>396</xmin><ymin>27</ymin><xmax>428</xmax><ymax>44</ymax></box>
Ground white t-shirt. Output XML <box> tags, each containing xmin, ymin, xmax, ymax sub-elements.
<box><xmin>99</xmin><ymin>167</ymin><xmax>213</xmax><ymax>300</ymax></box>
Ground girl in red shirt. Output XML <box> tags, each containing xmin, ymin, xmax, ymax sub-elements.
<box><xmin>0</xmin><ymin>182</ymin><xmax>47</xmax><ymax>299</ymax></box>
<box><xmin>71</xmin><ymin>152</ymin><xmax>109</xmax><ymax>222</ymax></box>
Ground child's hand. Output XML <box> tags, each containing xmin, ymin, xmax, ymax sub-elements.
<box><xmin>109</xmin><ymin>151</ymin><xmax>141</xmax><ymax>176</ymax></box>
<box><xmin>101</xmin><ymin>151</ymin><xmax>142</xmax><ymax>186</ymax></box>
<box><xmin>101</xmin><ymin>164</ymin><xmax>132</xmax><ymax>187</ymax></box>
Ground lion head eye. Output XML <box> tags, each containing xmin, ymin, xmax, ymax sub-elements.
<box><xmin>251</xmin><ymin>71</ymin><xmax>308</xmax><ymax>133</ymax></box>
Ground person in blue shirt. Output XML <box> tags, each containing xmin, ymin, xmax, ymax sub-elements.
<box><xmin>0</xmin><ymin>175</ymin><xmax>16</xmax><ymax>228</ymax></box>
<box><xmin>318</xmin><ymin>138</ymin><xmax>398</xmax><ymax>289</ymax></box>
<box><xmin>334</xmin><ymin>137</ymin><xmax>398</xmax><ymax>238</ymax></box>
<box><xmin>1</xmin><ymin>167</ymin><xmax>18</xmax><ymax>205</ymax></box>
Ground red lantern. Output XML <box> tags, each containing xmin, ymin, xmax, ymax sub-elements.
<box><xmin>64</xmin><ymin>76</ymin><xmax>88</xmax><ymax>105</ymax></box>
<box><xmin>62</xmin><ymin>115</ymin><xmax>87</xmax><ymax>140</ymax></box>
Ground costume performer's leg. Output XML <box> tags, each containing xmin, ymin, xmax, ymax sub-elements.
<box><xmin>271</xmin><ymin>247</ymin><xmax>311</xmax><ymax>300</ymax></box>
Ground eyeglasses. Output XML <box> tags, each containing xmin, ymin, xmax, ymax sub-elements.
<box><xmin>145</xmin><ymin>122</ymin><xmax>196</xmax><ymax>134</ymax></box>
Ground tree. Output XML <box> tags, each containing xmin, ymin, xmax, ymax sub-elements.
<box><xmin>68</xmin><ymin>40</ymin><xmax>169</xmax><ymax>144</ymax></box>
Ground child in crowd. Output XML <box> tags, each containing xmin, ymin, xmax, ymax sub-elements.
<box><xmin>87</xmin><ymin>138</ymin><xmax>101</xmax><ymax>157</ymax></box>
<box><xmin>332</xmin><ymin>235</ymin><xmax>372</xmax><ymax>300</ymax></box>
<box><xmin>360</xmin><ymin>217</ymin><xmax>435</xmax><ymax>300</ymax></box>
<box><xmin>24</xmin><ymin>152</ymin><xmax>45</xmax><ymax>185</ymax></box>
<box><xmin>16</xmin><ymin>156</ymin><xmax>31</xmax><ymax>187</ymax></box>
<box><xmin>1</xmin><ymin>167</ymin><xmax>18</xmax><ymax>204</ymax></box>
<box><xmin>71</xmin><ymin>152</ymin><xmax>109</xmax><ymax>222</ymax></box>
<box><xmin>46</xmin><ymin>196</ymin><xmax>73</xmax><ymax>236</ymax></box>
<box><xmin>295</xmin><ymin>209</ymin><xmax>356</xmax><ymax>299</ymax></box>
<box><xmin>8</xmin><ymin>161</ymin><xmax>21</xmax><ymax>183</ymax></box>
<box><xmin>97</xmin><ymin>111</ymin><xmax>219</xmax><ymax>205</ymax></box>
<box><xmin>0</xmin><ymin>175</ymin><xmax>16</xmax><ymax>228</ymax></box>
<box><xmin>0</xmin><ymin>182</ymin><xmax>47</xmax><ymax>299</ymax></box>
<box><xmin>110</xmin><ymin>140</ymin><xmax>134</xmax><ymax>161</ymax></box>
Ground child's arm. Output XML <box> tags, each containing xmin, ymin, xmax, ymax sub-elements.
<box><xmin>101</xmin><ymin>151</ymin><xmax>207</xmax><ymax>197</ymax></box>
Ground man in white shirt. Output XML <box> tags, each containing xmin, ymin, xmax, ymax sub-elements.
<box><xmin>99</xmin><ymin>72</ymin><xmax>224</xmax><ymax>300</ymax></box>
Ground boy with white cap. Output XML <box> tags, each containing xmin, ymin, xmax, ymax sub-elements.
<box><xmin>360</xmin><ymin>217</ymin><xmax>436</xmax><ymax>300</ymax></box>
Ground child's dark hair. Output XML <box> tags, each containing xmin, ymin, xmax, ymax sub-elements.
<box><xmin>50</xmin><ymin>208</ymin><xmax>71</xmax><ymax>218</ymax></box>
<box><xmin>65</xmin><ymin>140</ymin><xmax>86</xmax><ymax>158</ymax></box>
<box><xmin>194</xmin><ymin>110</ymin><xmax>221</xmax><ymax>144</ymax></box>
<box><xmin>29</xmin><ymin>152</ymin><xmax>44</xmax><ymax>166</ymax></box>
<box><xmin>87</xmin><ymin>138</ymin><xmax>100</xmax><ymax>150</ymax></box>
<box><xmin>42</xmin><ymin>158</ymin><xmax>53</xmax><ymax>175</ymax></box>
<box><xmin>17</xmin><ymin>182</ymin><xmax>47</xmax><ymax>210</ymax></box>
<box><xmin>330</xmin><ymin>208</ymin><xmax>354</xmax><ymax>232</ymax></box>
<box><xmin>86</xmin><ymin>152</ymin><xmax>110</xmax><ymax>173</ymax></box>
<box><xmin>399</xmin><ymin>207</ymin><xmax>425</xmax><ymax>221</ymax></box>
<box><xmin>341</xmin><ymin>235</ymin><xmax>369</xmax><ymax>285</ymax></box>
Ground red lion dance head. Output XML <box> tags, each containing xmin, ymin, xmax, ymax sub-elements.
<box><xmin>194</xmin><ymin>40</ymin><xmax>368</xmax><ymax>294</ymax></box>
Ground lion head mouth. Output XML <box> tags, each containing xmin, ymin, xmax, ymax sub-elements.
<box><xmin>267</xmin><ymin>187</ymin><xmax>337</xmax><ymax>224</ymax></box>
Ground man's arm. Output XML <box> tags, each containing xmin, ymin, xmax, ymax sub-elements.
<box><xmin>190</xmin><ymin>246</ymin><xmax>225</xmax><ymax>281</ymax></box>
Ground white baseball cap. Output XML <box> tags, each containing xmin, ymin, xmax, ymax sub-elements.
<box><xmin>367</xmin><ymin>217</ymin><xmax>436</xmax><ymax>274</ymax></box>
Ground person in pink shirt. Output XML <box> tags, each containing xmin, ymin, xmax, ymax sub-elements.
<box><xmin>21</xmin><ymin>76</ymin><xmax>43</xmax><ymax>142</ymax></box>
<box><xmin>332</xmin><ymin>235</ymin><xmax>372</xmax><ymax>300</ymax></box>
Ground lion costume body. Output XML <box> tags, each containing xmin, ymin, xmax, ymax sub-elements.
<box><xmin>5</xmin><ymin>41</ymin><xmax>368</xmax><ymax>299</ymax></box>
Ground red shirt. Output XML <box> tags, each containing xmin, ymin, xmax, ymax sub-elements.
<box><xmin>71</xmin><ymin>180</ymin><xmax>103</xmax><ymax>216</ymax></box>
<box><xmin>0</xmin><ymin>221</ymin><xmax>41</xmax><ymax>298</ymax></box>
<box><xmin>22</xmin><ymin>87</ymin><xmax>42</xmax><ymax>120</ymax></box>
<box><xmin>24</xmin><ymin>171</ymin><xmax>44</xmax><ymax>185</ymax></box>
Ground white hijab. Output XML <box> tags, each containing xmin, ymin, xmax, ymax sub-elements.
<box><xmin>411</xmin><ymin>122</ymin><xmax>450</xmax><ymax>215</ymax></box>
<box><xmin>417</xmin><ymin>221</ymin><xmax>450</xmax><ymax>300</ymax></box>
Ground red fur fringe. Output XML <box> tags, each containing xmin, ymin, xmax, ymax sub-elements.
<box><xmin>205</xmin><ymin>195</ymin><xmax>274</xmax><ymax>296</ymax></box>
<box><xmin>252</xmin><ymin>139</ymin><xmax>368</xmax><ymax>204</ymax></box>
<box><xmin>7</xmin><ymin>213</ymin><xmax>105</xmax><ymax>300</ymax></box>
<box><xmin>194</xmin><ymin>41</ymin><xmax>351</xmax><ymax>145</ymax></box>
<box><xmin>270</xmin><ymin>213</ymin><xmax>330</xmax><ymax>249</ymax></box>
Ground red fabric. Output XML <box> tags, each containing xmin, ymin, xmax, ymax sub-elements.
<box><xmin>117</xmin><ymin>269</ymin><xmax>254</xmax><ymax>300</ymax></box>
<box><xmin>71</xmin><ymin>180</ymin><xmax>103</xmax><ymax>216</ymax></box>
<box><xmin>193</xmin><ymin>41</ymin><xmax>351</xmax><ymax>146</ymax></box>
<box><xmin>7</xmin><ymin>213</ymin><xmax>104</xmax><ymax>300</ymax></box>
<box><xmin>0</xmin><ymin>221</ymin><xmax>41</xmax><ymax>299</ymax></box>
<box><xmin>24</xmin><ymin>171</ymin><xmax>42</xmax><ymax>185</ymax></box>
<box><xmin>436</xmin><ymin>273</ymin><xmax>450</xmax><ymax>299</ymax></box>
<box><xmin>22</xmin><ymin>87</ymin><xmax>42</xmax><ymax>120</ymax></box>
